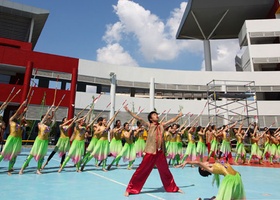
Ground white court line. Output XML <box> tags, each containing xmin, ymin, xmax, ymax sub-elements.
<box><xmin>53</xmin><ymin>158</ymin><xmax>165</xmax><ymax>200</ymax></box>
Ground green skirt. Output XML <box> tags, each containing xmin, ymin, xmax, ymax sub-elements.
<box><xmin>216</xmin><ymin>173</ymin><xmax>246</xmax><ymax>200</ymax></box>
<box><xmin>210</xmin><ymin>139</ymin><xmax>219</xmax><ymax>152</ymax></box>
<box><xmin>110</xmin><ymin>138</ymin><xmax>122</xmax><ymax>157</ymax></box>
<box><xmin>236</xmin><ymin>142</ymin><xmax>246</xmax><ymax>157</ymax></box>
<box><xmin>1</xmin><ymin>135</ymin><xmax>22</xmax><ymax>161</ymax></box>
<box><xmin>220</xmin><ymin>140</ymin><xmax>231</xmax><ymax>156</ymax></box>
<box><xmin>118</xmin><ymin>142</ymin><xmax>136</xmax><ymax>162</ymax></box>
<box><xmin>30</xmin><ymin>137</ymin><xmax>48</xmax><ymax>161</ymax></box>
<box><xmin>86</xmin><ymin>137</ymin><xmax>98</xmax><ymax>152</ymax></box>
<box><xmin>184</xmin><ymin>142</ymin><xmax>197</xmax><ymax>160</ymax></box>
<box><xmin>56</xmin><ymin>137</ymin><xmax>70</xmax><ymax>157</ymax></box>
<box><xmin>67</xmin><ymin>139</ymin><xmax>85</xmax><ymax>164</ymax></box>
<box><xmin>250</xmin><ymin>143</ymin><xmax>262</xmax><ymax>159</ymax></box>
<box><xmin>91</xmin><ymin>139</ymin><xmax>110</xmax><ymax>161</ymax></box>
<box><xmin>166</xmin><ymin>141</ymin><xmax>177</xmax><ymax>159</ymax></box>
<box><xmin>196</xmin><ymin>141</ymin><xmax>206</xmax><ymax>156</ymax></box>
<box><xmin>134</xmin><ymin>138</ymin><xmax>146</xmax><ymax>157</ymax></box>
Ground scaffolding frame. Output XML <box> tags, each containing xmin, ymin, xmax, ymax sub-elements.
<box><xmin>207</xmin><ymin>80</ymin><xmax>259</xmax><ymax>127</ymax></box>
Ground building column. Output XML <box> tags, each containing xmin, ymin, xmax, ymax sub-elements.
<box><xmin>21</xmin><ymin>61</ymin><xmax>33</xmax><ymax>103</ymax></box>
<box><xmin>203</xmin><ymin>40</ymin><xmax>212</xmax><ymax>71</ymax></box>
<box><xmin>109</xmin><ymin>72</ymin><xmax>116</xmax><ymax>140</ymax></box>
<box><xmin>68</xmin><ymin>67</ymin><xmax>78</xmax><ymax>127</ymax></box>
<box><xmin>28</xmin><ymin>18</ymin><xmax>34</xmax><ymax>43</ymax></box>
<box><xmin>221</xmin><ymin>83</ymin><xmax>229</xmax><ymax>125</ymax></box>
<box><xmin>149</xmin><ymin>77</ymin><xmax>155</xmax><ymax>112</ymax></box>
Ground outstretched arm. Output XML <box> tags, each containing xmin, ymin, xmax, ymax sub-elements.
<box><xmin>10</xmin><ymin>100</ymin><xmax>27</xmax><ymax>122</ymax></box>
<box><xmin>40</xmin><ymin>105</ymin><xmax>54</xmax><ymax>124</ymax></box>
<box><xmin>162</xmin><ymin>112</ymin><xmax>183</xmax><ymax>127</ymax></box>
<box><xmin>124</xmin><ymin>106</ymin><xmax>148</xmax><ymax>127</ymax></box>
<box><xmin>177</xmin><ymin>160</ymin><xmax>214</xmax><ymax>173</ymax></box>
<box><xmin>106</xmin><ymin>110</ymin><xmax>120</xmax><ymax>129</ymax></box>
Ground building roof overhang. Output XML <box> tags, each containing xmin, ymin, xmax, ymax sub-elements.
<box><xmin>0</xmin><ymin>0</ymin><xmax>49</xmax><ymax>49</ymax></box>
<box><xmin>176</xmin><ymin>0</ymin><xmax>276</xmax><ymax>40</ymax></box>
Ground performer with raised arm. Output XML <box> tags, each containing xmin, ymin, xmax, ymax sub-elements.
<box><xmin>19</xmin><ymin>105</ymin><xmax>57</xmax><ymax>175</ymax></box>
<box><xmin>247</xmin><ymin>124</ymin><xmax>263</xmax><ymax>164</ymax></box>
<box><xmin>134</xmin><ymin>121</ymin><xmax>146</xmax><ymax>158</ymax></box>
<box><xmin>81</xmin><ymin>114</ymin><xmax>104</xmax><ymax>167</ymax></box>
<box><xmin>197</xmin><ymin>123</ymin><xmax>210</xmax><ymax>162</ymax></box>
<box><xmin>81</xmin><ymin>110</ymin><xmax>119</xmax><ymax>172</ymax></box>
<box><xmin>269</xmin><ymin>131</ymin><xmax>279</xmax><ymax>165</ymax></box>
<box><xmin>58</xmin><ymin>115</ymin><xmax>87</xmax><ymax>173</ymax></box>
<box><xmin>206</xmin><ymin>124</ymin><xmax>213</xmax><ymax>154</ymax></box>
<box><xmin>107</xmin><ymin>121</ymin><xmax>136</xmax><ymax>170</ymax></box>
<box><xmin>0</xmin><ymin>100</ymin><xmax>27</xmax><ymax>175</ymax></box>
<box><xmin>166</xmin><ymin>124</ymin><xmax>179</xmax><ymax>166</ymax></box>
<box><xmin>234</xmin><ymin>122</ymin><xmax>248</xmax><ymax>165</ymax></box>
<box><xmin>217</xmin><ymin>121</ymin><xmax>237</xmax><ymax>161</ymax></box>
<box><xmin>123</xmin><ymin>106</ymin><xmax>183</xmax><ymax>197</ymax></box>
<box><xmin>109</xmin><ymin>119</ymin><xmax>123</xmax><ymax>165</ymax></box>
<box><xmin>180</xmin><ymin>123</ymin><xmax>197</xmax><ymax>164</ymax></box>
<box><xmin>41</xmin><ymin>116</ymin><xmax>76</xmax><ymax>170</ymax></box>
<box><xmin>177</xmin><ymin>160</ymin><xmax>246</xmax><ymax>200</ymax></box>
<box><xmin>261</xmin><ymin>127</ymin><xmax>272</xmax><ymax>162</ymax></box>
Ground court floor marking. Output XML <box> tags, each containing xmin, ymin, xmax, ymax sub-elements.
<box><xmin>53</xmin><ymin>158</ymin><xmax>166</xmax><ymax>200</ymax></box>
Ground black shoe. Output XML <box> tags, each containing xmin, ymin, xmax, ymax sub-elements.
<box><xmin>80</xmin><ymin>164</ymin><xmax>85</xmax><ymax>171</ymax></box>
<box><xmin>107</xmin><ymin>164</ymin><xmax>112</xmax><ymax>171</ymax></box>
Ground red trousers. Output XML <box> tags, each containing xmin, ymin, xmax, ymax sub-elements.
<box><xmin>126</xmin><ymin>150</ymin><xmax>179</xmax><ymax>194</ymax></box>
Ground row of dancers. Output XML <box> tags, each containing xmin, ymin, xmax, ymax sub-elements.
<box><xmin>1</xmin><ymin>99</ymin><xmax>280</xmax><ymax>176</ymax></box>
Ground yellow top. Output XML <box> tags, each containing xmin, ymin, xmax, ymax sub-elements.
<box><xmin>236</xmin><ymin>134</ymin><xmax>243</xmax><ymax>143</ymax></box>
<box><xmin>142</xmin><ymin>129</ymin><xmax>148</xmax><ymax>140</ymax></box>
<box><xmin>188</xmin><ymin>132</ymin><xmax>195</xmax><ymax>143</ymax></box>
<box><xmin>164</xmin><ymin>131</ymin><xmax>171</xmax><ymax>142</ymax></box>
<box><xmin>60</xmin><ymin>125</ymin><xmax>69</xmax><ymax>138</ymax></box>
<box><xmin>123</xmin><ymin>130</ymin><xmax>133</xmax><ymax>144</ymax></box>
<box><xmin>9</xmin><ymin>121</ymin><xmax>23</xmax><ymax>138</ymax></box>
<box><xmin>212</xmin><ymin>162</ymin><xmax>237</xmax><ymax>176</ymax></box>
<box><xmin>223</xmin><ymin>131</ymin><xmax>231</xmax><ymax>142</ymax></box>
<box><xmin>198</xmin><ymin>133</ymin><xmax>204</xmax><ymax>143</ymax></box>
<box><xmin>113</xmin><ymin>129</ymin><xmax>122</xmax><ymax>140</ymax></box>
<box><xmin>73</xmin><ymin>125</ymin><xmax>86</xmax><ymax>141</ymax></box>
<box><xmin>170</xmin><ymin>133</ymin><xmax>177</xmax><ymax>142</ymax></box>
<box><xmin>176</xmin><ymin>133</ymin><xmax>182</xmax><ymax>142</ymax></box>
<box><xmin>37</xmin><ymin>123</ymin><xmax>51</xmax><ymax>140</ymax></box>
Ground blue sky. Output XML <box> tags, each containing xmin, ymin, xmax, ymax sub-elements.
<box><xmin>11</xmin><ymin>0</ymin><xmax>240</xmax><ymax>71</ymax></box>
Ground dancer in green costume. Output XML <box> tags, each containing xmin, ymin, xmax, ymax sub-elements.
<box><xmin>41</xmin><ymin>116</ymin><xmax>76</xmax><ymax>169</ymax></box>
<box><xmin>81</xmin><ymin>110</ymin><xmax>119</xmax><ymax>172</ymax></box>
<box><xmin>107</xmin><ymin>122</ymin><xmax>136</xmax><ymax>170</ymax></box>
<box><xmin>0</xmin><ymin>100</ymin><xmax>27</xmax><ymax>175</ymax></box>
<box><xmin>178</xmin><ymin>160</ymin><xmax>246</xmax><ymax>200</ymax></box>
<box><xmin>19</xmin><ymin>105</ymin><xmax>56</xmax><ymax>175</ymax></box>
<box><xmin>58</xmin><ymin>116</ymin><xmax>88</xmax><ymax>173</ymax></box>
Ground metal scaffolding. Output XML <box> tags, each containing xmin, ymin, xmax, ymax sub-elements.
<box><xmin>207</xmin><ymin>80</ymin><xmax>259</xmax><ymax>127</ymax></box>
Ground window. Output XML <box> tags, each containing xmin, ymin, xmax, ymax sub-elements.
<box><xmin>86</xmin><ymin>85</ymin><xmax>97</xmax><ymax>93</ymax></box>
<box><xmin>49</xmin><ymin>80</ymin><xmax>62</xmax><ymax>89</ymax></box>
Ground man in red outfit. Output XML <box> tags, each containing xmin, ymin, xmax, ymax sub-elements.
<box><xmin>124</xmin><ymin>106</ymin><xmax>183</xmax><ymax>196</ymax></box>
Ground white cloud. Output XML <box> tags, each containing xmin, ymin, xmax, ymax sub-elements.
<box><xmin>97</xmin><ymin>0</ymin><xmax>240</xmax><ymax>71</ymax></box>
<box><xmin>96</xmin><ymin>43</ymin><xmax>139</xmax><ymax>67</ymax></box>
<box><xmin>102</xmin><ymin>22</ymin><xmax>124</xmax><ymax>44</ymax></box>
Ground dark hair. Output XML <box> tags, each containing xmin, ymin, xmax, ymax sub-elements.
<box><xmin>97</xmin><ymin>117</ymin><xmax>103</xmax><ymax>123</ymax></box>
<box><xmin>62</xmin><ymin>117</ymin><xmax>66</xmax><ymax>123</ymax></box>
<box><xmin>198</xmin><ymin>167</ymin><xmax>212</xmax><ymax>177</ymax></box>
<box><xmin>147</xmin><ymin>111</ymin><xmax>158</xmax><ymax>123</ymax></box>
<box><xmin>123</xmin><ymin>122</ymin><xmax>129</xmax><ymax>127</ymax></box>
<box><xmin>136</xmin><ymin>121</ymin><xmax>141</xmax><ymax>126</ymax></box>
<box><xmin>114</xmin><ymin>119</ymin><xmax>121</xmax><ymax>127</ymax></box>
